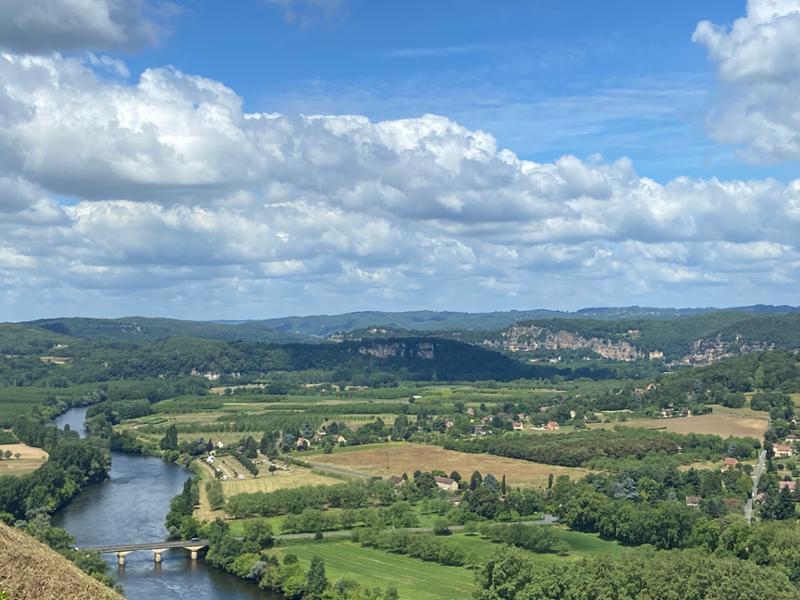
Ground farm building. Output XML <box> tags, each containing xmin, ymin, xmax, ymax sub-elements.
<box><xmin>722</xmin><ymin>457</ymin><xmax>738</xmax><ymax>470</ymax></box>
<box><xmin>773</xmin><ymin>444</ymin><xmax>793</xmax><ymax>458</ymax></box>
<box><xmin>434</xmin><ymin>476</ymin><xmax>458</xmax><ymax>492</ymax></box>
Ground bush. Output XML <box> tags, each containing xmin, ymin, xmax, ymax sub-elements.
<box><xmin>432</xmin><ymin>519</ymin><xmax>452</xmax><ymax>536</ymax></box>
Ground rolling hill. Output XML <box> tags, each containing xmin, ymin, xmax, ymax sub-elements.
<box><xmin>24</xmin><ymin>317</ymin><xmax>312</xmax><ymax>344</ymax></box>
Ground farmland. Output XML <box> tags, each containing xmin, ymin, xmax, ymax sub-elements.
<box><xmin>275</xmin><ymin>529</ymin><xmax>631</xmax><ymax>599</ymax></box>
<box><xmin>309</xmin><ymin>442</ymin><xmax>592</xmax><ymax>487</ymax></box>
<box><xmin>589</xmin><ymin>412</ymin><xmax>769</xmax><ymax>438</ymax></box>
<box><xmin>0</xmin><ymin>443</ymin><xmax>48</xmax><ymax>475</ymax></box>
<box><xmin>195</xmin><ymin>459</ymin><xmax>341</xmax><ymax>520</ymax></box>
<box><xmin>277</xmin><ymin>541</ymin><xmax>475</xmax><ymax>600</ymax></box>
<box><xmin>218</xmin><ymin>468</ymin><xmax>340</xmax><ymax>496</ymax></box>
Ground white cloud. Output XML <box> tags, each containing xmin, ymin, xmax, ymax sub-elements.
<box><xmin>694</xmin><ymin>0</ymin><xmax>800</xmax><ymax>83</ymax></box>
<box><xmin>0</xmin><ymin>52</ymin><xmax>799</xmax><ymax>319</ymax></box>
<box><xmin>0</xmin><ymin>0</ymin><xmax>163</xmax><ymax>53</ymax></box>
<box><xmin>694</xmin><ymin>0</ymin><xmax>800</xmax><ymax>161</ymax></box>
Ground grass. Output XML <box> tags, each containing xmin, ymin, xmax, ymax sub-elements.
<box><xmin>274</xmin><ymin>529</ymin><xmax>632</xmax><ymax>599</ymax></box>
<box><xmin>274</xmin><ymin>541</ymin><xmax>476</xmax><ymax>600</ymax></box>
<box><xmin>0</xmin><ymin>443</ymin><xmax>48</xmax><ymax>476</ymax></box>
<box><xmin>553</xmin><ymin>529</ymin><xmax>630</xmax><ymax>558</ymax></box>
<box><xmin>444</xmin><ymin>529</ymin><xmax>630</xmax><ymax>564</ymax></box>
<box><xmin>310</xmin><ymin>442</ymin><xmax>592</xmax><ymax>488</ymax></box>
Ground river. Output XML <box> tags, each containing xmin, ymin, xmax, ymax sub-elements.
<box><xmin>52</xmin><ymin>406</ymin><xmax>277</xmax><ymax>600</ymax></box>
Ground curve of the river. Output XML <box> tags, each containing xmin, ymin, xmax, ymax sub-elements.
<box><xmin>52</xmin><ymin>407</ymin><xmax>277</xmax><ymax>600</ymax></box>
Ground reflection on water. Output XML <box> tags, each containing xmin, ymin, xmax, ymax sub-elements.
<box><xmin>53</xmin><ymin>407</ymin><xmax>277</xmax><ymax>600</ymax></box>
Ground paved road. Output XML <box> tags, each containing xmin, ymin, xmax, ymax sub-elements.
<box><xmin>745</xmin><ymin>447</ymin><xmax>767</xmax><ymax>524</ymax></box>
<box><xmin>274</xmin><ymin>515</ymin><xmax>559</xmax><ymax>541</ymax></box>
<box><xmin>745</xmin><ymin>414</ymin><xmax>770</xmax><ymax>525</ymax></box>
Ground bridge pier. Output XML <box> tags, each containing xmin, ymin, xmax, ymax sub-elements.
<box><xmin>77</xmin><ymin>539</ymin><xmax>209</xmax><ymax>563</ymax></box>
<box><xmin>152</xmin><ymin>548</ymin><xmax>167</xmax><ymax>563</ymax></box>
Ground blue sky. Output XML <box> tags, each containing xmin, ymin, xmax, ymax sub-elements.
<box><xmin>0</xmin><ymin>0</ymin><xmax>799</xmax><ymax>320</ymax></box>
<box><xmin>124</xmin><ymin>0</ymin><xmax>787</xmax><ymax>182</ymax></box>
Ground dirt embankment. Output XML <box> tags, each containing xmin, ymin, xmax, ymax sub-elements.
<box><xmin>0</xmin><ymin>523</ymin><xmax>123</xmax><ymax>600</ymax></box>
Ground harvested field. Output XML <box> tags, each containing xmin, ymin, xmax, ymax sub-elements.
<box><xmin>0</xmin><ymin>443</ymin><xmax>48</xmax><ymax>475</ymax></box>
<box><xmin>195</xmin><ymin>461</ymin><xmax>340</xmax><ymax>519</ymax></box>
<box><xmin>0</xmin><ymin>523</ymin><xmax>122</xmax><ymax>600</ymax></box>
<box><xmin>311</xmin><ymin>443</ymin><xmax>591</xmax><ymax>488</ymax></box>
<box><xmin>221</xmin><ymin>467</ymin><xmax>340</xmax><ymax>496</ymax></box>
<box><xmin>589</xmin><ymin>413</ymin><xmax>767</xmax><ymax>439</ymax></box>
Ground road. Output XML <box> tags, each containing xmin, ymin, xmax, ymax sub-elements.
<box><xmin>745</xmin><ymin>447</ymin><xmax>767</xmax><ymax>524</ymax></box>
<box><xmin>744</xmin><ymin>414</ymin><xmax>771</xmax><ymax>524</ymax></box>
<box><xmin>78</xmin><ymin>539</ymin><xmax>209</xmax><ymax>553</ymax></box>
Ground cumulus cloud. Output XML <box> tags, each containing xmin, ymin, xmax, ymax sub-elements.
<box><xmin>694</xmin><ymin>0</ymin><xmax>800</xmax><ymax>161</ymax></box>
<box><xmin>0</xmin><ymin>0</ymin><xmax>164</xmax><ymax>53</ymax></box>
<box><xmin>0</xmin><ymin>51</ymin><xmax>799</xmax><ymax>319</ymax></box>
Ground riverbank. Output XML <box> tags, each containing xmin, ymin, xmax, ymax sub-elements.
<box><xmin>52</xmin><ymin>407</ymin><xmax>277</xmax><ymax>600</ymax></box>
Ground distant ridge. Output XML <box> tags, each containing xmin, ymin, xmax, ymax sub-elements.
<box><xmin>22</xmin><ymin>316</ymin><xmax>314</xmax><ymax>344</ymax></box>
<box><xmin>252</xmin><ymin>305</ymin><xmax>800</xmax><ymax>337</ymax></box>
<box><xmin>12</xmin><ymin>305</ymin><xmax>798</xmax><ymax>341</ymax></box>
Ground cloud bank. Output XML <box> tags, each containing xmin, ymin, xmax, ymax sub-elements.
<box><xmin>694</xmin><ymin>0</ymin><xmax>800</xmax><ymax>161</ymax></box>
<box><xmin>0</xmin><ymin>1</ymin><xmax>798</xmax><ymax>319</ymax></box>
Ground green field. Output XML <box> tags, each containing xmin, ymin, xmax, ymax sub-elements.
<box><xmin>273</xmin><ymin>529</ymin><xmax>631</xmax><ymax>599</ymax></box>
<box><xmin>276</xmin><ymin>541</ymin><xmax>476</xmax><ymax>600</ymax></box>
<box><xmin>442</xmin><ymin>529</ymin><xmax>630</xmax><ymax>564</ymax></box>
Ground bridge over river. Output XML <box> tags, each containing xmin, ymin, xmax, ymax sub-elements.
<box><xmin>78</xmin><ymin>539</ymin><xmax>209</xmax><ymax>565</ymax></box>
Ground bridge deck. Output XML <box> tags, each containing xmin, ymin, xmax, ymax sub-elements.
<box><xmin>78</xmin><ymin>539</ymin><xmax>209</xmax><ymax>553</ymax></box>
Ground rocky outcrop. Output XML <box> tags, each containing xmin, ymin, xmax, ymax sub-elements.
<box><xmin>674</xmin><ymin>335</ymin><xmax>775</xmax><ymax>366</ymax></box>
<box><xmin>489</xmin><ymin>325</ymin><xmax>643</xmax><ymax>361</ymax></box>
<box><xmin>358</xmin><ymin>341</ymin><xmax>435</xmax><ymax>359</ymax></box>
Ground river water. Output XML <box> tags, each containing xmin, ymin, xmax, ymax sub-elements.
<box><xmin>52</xmin><ymin>407</ymin><xmax>277</xmax><ymax>600</ymax></box>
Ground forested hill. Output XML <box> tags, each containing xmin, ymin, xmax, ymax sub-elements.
<box><xmin>254</xmin><ymin>309</ymin><xmax>567</xmax><ymax>336</ymax></box>
<box><xmin>14</xmin><ymin>305</ymin><xmax>799</xmax><ymax>342</ymax></box>
<box><xmin>24</xmin><ymin>317</ymin><xmax>312</xmax><ymax>344</ymax></box>
<box><xmin>0</xmin><ymin>326</ymin><xmax>613</xmax><ymax>385</ymax></box>
<box><xmin>0</xmin><ymin>323</ymin><xmax>73</xmax><ymax>355</ymax></box>
<box><xmin>474</xmin><ymin>311</ymin><xmax>800</xmax><ymax>363</ymax></box>
<box><xmin>246</xmin><ymin>304</ymin><xmax>800</xmax><ymax>337</ymax></box>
